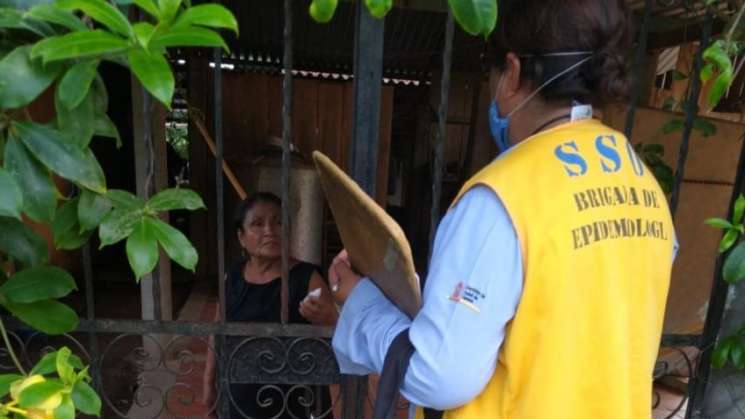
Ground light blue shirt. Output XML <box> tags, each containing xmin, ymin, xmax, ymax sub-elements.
<box><xmin>332</xmin><ymin>170</ymin><xmax>680</xmax><ymax>416</ymax></box>
<box><xmin>331</xmin><ymin>186</ymin><xmax>523</xmax><ymax>410</ymax></box>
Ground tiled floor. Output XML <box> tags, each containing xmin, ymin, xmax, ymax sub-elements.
<box><xmin>653</xmin><ymin>385</ymin><xmax>688</xmax><ymax>419</ymax></box>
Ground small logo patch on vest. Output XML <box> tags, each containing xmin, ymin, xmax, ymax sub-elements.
<box><xmin>448</xmin><ymin>282</ymin><xmax>485</xmax><ymax>313</ymax></box>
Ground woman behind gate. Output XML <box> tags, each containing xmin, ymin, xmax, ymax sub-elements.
<box><xmin>203</xmin><ymin>192</ymin><xmax>338</xmax><ymax>418</ymax></box>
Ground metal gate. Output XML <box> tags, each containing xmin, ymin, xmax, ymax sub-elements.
<box><xmin>2</xmin><ymin>1</ymin><xmax>742</xmax><ymax>418</ymax></box>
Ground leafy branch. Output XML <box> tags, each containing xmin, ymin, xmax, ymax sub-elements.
<box><xmin>309</xmin><ymin>0</ymin><xmax>498</xmax><ymax>38</ymax></box>
<box><xmin>0</xmin><ymin>0</ymin><xmax>237</xmax><ymax>416</ymax></box>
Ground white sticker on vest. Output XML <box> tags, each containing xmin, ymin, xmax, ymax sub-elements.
<box><xmin>448</xmin><ymin>282</ymin><xmax>485</xmax><ymax>314</ymax></box>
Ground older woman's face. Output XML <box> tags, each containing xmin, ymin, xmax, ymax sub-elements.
<box><xmin>238</xmin><ymin>201</ymin><xmax>282</xmax><ymax>259</ymax></box>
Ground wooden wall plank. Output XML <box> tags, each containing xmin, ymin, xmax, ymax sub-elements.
<box><xmin>318</xmin><ymin>81</ymin><xmax>345</xmax><ymax>163</ymax></box>
<box><xmin>292</xmin><ymin>79</ymin><xmax>320</xmax><ymax>161</ymax></box>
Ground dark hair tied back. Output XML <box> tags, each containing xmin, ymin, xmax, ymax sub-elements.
<box><xmin>489</xmin><ymin>0</ymin><xmax>632</xmax><ymax>107</ymax></box>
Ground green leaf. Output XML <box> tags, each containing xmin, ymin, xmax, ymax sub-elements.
<box><xmin>713</xmin><ymin>339</ymin><xmax>732</xmax><ymax>369</ymax></box>
<box><xmin>701</xmin><ymin>62</ymin><xmax>714</xmax><ymax>83</ymax></box>
<box><xmin>31</xmin><ymin>351</ymin><xmax>84</xmax><ymax>376</ymax></box>
<box><xmin>0</xmin><ymin>46</ymin><xmax>62</xmax><ymax>109</ymax></box>
<box><xmin>644</xmin><ymin>152</ymin><xmax>662</xmax><ymax>166</ymax></box>
<box><xmin>308</xmin><ymin>0</ymin><xmax>337</xmax><ymax>23</ymax></box>
<box><xmin>650</xmin><ymin>163</ymin><xmax>674</xmax><ymax>194</ymax></box>
<box><xmin>31</xmin><ymin>30</ymin><xmax>130</xmax><ymax>63</ymax></box>
<box><xmin>71</xmin><ymin>380</ymin><xmax>101</xmax><ymax>416</ymax></box>
<box><xmin>4</xmin><ymin>136</ymin><xmax>56</xmax><ymax>223</ymax></box>
<box><xmin>158</xmin><ymin>0</ymin><xmax>181</xmax><ymax>22</ymax></box>
<box><xmin>0</xmin><ymin>266</ymin><xmax>76</xmax><ymax>303</ymax></box>
<box><xmin>93</xmin><ymin>113</ymin><xmax>122</xmax><ymax>147</ymax></box>
<box><xmin>78</xmin><ymin>189</ymin><xmax>112</xmax><ymax>231</ymax></box>
<box><xmin>126</xmin><ymin>219</ymin><xmax>158</xmax><ymax>280</ymax></box>
<box><xmin>661</xmin><ymin>97</ymin><xmax>676</xmax><ymax>111</ymax></box>
<box><xmin>732</xmin><ymin>341</ymin><xmax>745</xmax><ymax>369</ymax></box>
<box><xmin>56</xmin><ymin>88</ymin><xmax>96</xmax><ymax>148</ymax></box>
<box><xmin>0</xmin><ymin>7</ymin><xmax>55</xmax><ymax>37</ymax></box>
<box><xmin>17</xmin><ymin>379</ymin><xmax>64</xmax><ymax>408</ymax></box>
<box><xmin>105</xmin><ymin>189</ymin><xmax>144</xmax><ymax>210</ymax></box>
<box><xmin>0</xmin><ymin>374</ymin><xmax>22</xmax><ymax>398</ymax></box>
<box><xmin>132</xmin><ymin>21</ymin><xmax>155</xmax><ymax>47</ymax></box>
<box><xmin>147</xmin><ymin>216</ymin><xmax>197</xmax><ymax>271</ymax></box>
<box><xmin>723</xmin><ymin>240</ymin><xmax>745</xmax><ymax>283</ymax></box>
<box><xmin>13</xmin><ymin>121</ymin><xmax>107</xmax><ymax>193</ymax></box>
<box><xmin>54</xmin><ymin>396</ymin><xmax>75</xmax><ymax>419</ymax></box>
<box><xmin>51</xmin><ymin>198</ymin><xmax>91</xmax><ymax>250</ymax></box>
<box><xmin>147</xmin><ymin>188</ymin><xmax>205</xmax><ymax>212</ymax></box>
<box><xmin>661</xmin><ymin>118</ymin><xmax>685</xmax><ymax>134</ymax></box>
<box><xmin>693</xmin><ymin>117</ymin><xmax>717</xmax><ymax>137</ymax></box>
<box><xmin>4</xmin><ymin>299</ymin><xmax>79</xmax><ymax>334</ymax></box>
<box><xmin>643</xmin><ymin>143</ymin><xmax>664</xmax><ymax>155</ymax></box>
<box><xmin>133</xmin><ymin>0</ymin><xmax>159</xmax><ymax>18</ymax></box>
<box><xmin>703</xmin><ymin>43</ymin><xmax>734</xmax><ymax>108</ymax></box>
<box><xmin>0</xmin><ymin>167</ymin><xmax>23</xmax><ymax>220</ymax></box>
<box><xmin>25</xmin><ymin>4</ymin><xmax>88</xmax><ymax>31</ymax></box>
<box><xmin>98</xmin><ymin>208</ymin><xmax>141</xmax><ymax>247</ymax></box>
<box><xmin>0</xmin><ymin>7</ymin><xmax>24</xmax><ymax>28</ymax></box>
<box><xmin>128</xmin><ymin>48</ymin><xmax>174</xmax><ymax>108</ymax></box>
<box><xmin>173</xmin><ymin>3</ymin><xmax>237</xmax><ymax>33</ymax></box>
<box><xmin>56</xmin><ymin>348</ymin><xmax>75</xmax><ymax>384</ymax></box>
<box><xmin>720</xmin><ymin>229</ymin><xmax>740</xmax><ymax>253</ymax></box>
<box><xmin>91</xmin><ymin>75</ymin><xmax>108</xmax><ymax>113</ymax></box>
<box><xmin>149</xmin><ymin>25</ymin><xmax>228</xmax><ymax>51</ymax></box>
<box><xmin>364</xmin><ymin>0</ymin><xmax>391</xmax><ymax>18</ymax></box>
<box><xmin>0</xmin><ymin>217</ymin><xmax>49</xmax><ymax>267</ymax></box>
<box><xmin>57</xmin><ymin>0</ymin><xmax>133</xmax><ymax>37</ymax></box>
<box><xmin>706</xmin><ymin>218</ymin><xmax>735</xmax><ymax>229</ymax></box>
<box><xmin>447</xmin><ymin>0</ymin><xmax>497</xmax><ymax>37</ymax></box>
<box><xmin>58</xmin><ymin>60</ymin><xmax>99</xmax><ymax>110</ymax></box>
<box><xmin>672</xmin><ymin>70</ymin><xmax>688</xmax><ymax>81</ymax></box>
<box><xmin>734</xmin><ymin>194</ymin><xmax>745</xmax><ymax>225</ymax></box>
<box><xmin>76</xmin><ymin>366</ymin><xmax>91</xmax><ymax>382</ymax></box>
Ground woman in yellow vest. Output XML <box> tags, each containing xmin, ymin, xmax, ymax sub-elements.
<box><xmin>330</xmin><ymin>1</ymin><xmax>677</xmax><ymax>418</ymax></box>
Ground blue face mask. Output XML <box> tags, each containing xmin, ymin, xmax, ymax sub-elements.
<box><xmin>488</xmin><ymin>52</ymin><xmax>595</xmax><ymax>154</ymax></box>
<box><xmin>489</xmin><ymin>100</ymin><xmax>511</xmax><ymax>153</ymax></box>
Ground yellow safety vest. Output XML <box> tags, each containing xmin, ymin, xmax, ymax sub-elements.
<box><xmin>417</xmin><ymin>119</ymin><xmax>674</xmax><ymax>419</ymax></box>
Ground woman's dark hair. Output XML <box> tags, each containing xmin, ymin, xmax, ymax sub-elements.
<box><xmin>234</xmin><ymin>192</ymin><xmax>282</xmax><ymax>232</ymax></box>
<box><xmin>487</xmin><ymin>0</ymin><xmax>631</xmax><ymax>106</ymax></box>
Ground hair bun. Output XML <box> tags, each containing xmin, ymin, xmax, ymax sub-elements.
<box><xmin>588</xmin><ymin>45</ymin><xmax>631</xmax><ymax>104</ymax></box>
<box><xmin>490</xmin><ymin>0</ymin><xmax>632</xmax><ymax>107</ymax></box>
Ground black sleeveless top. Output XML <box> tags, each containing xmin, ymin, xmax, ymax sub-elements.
<box><xmin>224</xmin><ymin>261</ymin><xmax>333</xmax><ymax>419</ymax></box>
<box><xmin>226</xmin><ymin>261</ymin><xmax>320</xmax><ymax>323</ymax></box>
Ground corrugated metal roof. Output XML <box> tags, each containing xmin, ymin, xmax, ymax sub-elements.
<box><xmin>218</xmin><ymin>0</ymin><xmax>484</xmax><ymax>78</ymax></box>
<box><xmin>216</xmin><ymin>0</ymin><xmax>734</xmax><ymax>78</ymax></box>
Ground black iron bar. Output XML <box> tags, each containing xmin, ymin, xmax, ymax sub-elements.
<box><xmin>349</xmin><ymin>0</ymin><xmax>384</xmax><ymax>194</ymax></box>
<box><xmin>684</xmin><ymin>120</ymin><xmax>745</xmax><ymax>418</ymax></box>
<box><xmin>669</xmin><ymin>12</ymin><xmax>713</xmax><ymax>216</ymax></box>
<box><xmin>429</xmin><ymin>10</ymin><xmax>454</xmax><ymax>255</ymax></box>
<box><xmin>342</xmin><ymin>2</ymin><xmax>386</xmax><ymax>417</ymax></box>
<box><xmin>625</xmin><ymin>0</ymin><xmax>653</xmax><ymax>139</ymax></box>
<box><xmin>2</xmin><ymin>317</ymin><xmax>334</xmax><ymax>338</ymax></box>
<box><xmin>82</xmin><ymin>244</ymin><xmax>101</xmax><ymax>391</ymax></box>
<box><xmin>281</xmin><ymin>0</ymin><xmax>293</xmax><ymax>326</ymax></box>
<box><xmin>212</xmin><ymin>43</ymin><xmax>229</xmax><ymax>418</ymax></box>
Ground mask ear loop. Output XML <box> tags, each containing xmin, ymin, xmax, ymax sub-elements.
<box><xmin>506</xmin><ymin>54</ymin><xmax>594</xmax><ymax>118</ymax></box>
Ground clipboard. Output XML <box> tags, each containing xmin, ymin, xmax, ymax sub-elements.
<box><xmin>312</xmin><ymin>151</ymin><xmax>422</xmax><ymax>318</ymax></box>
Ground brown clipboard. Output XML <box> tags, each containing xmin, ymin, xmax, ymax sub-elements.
<box><xmin>312</xmin><ymin>151</ymin><xmax>422</xmax><ymax>318</ymax></box>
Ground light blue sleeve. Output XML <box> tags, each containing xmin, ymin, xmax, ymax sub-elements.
<box><xmin>331</xmin><ymin>186</ymin><xmax>524</xmax><ymax>410</ymax></box>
